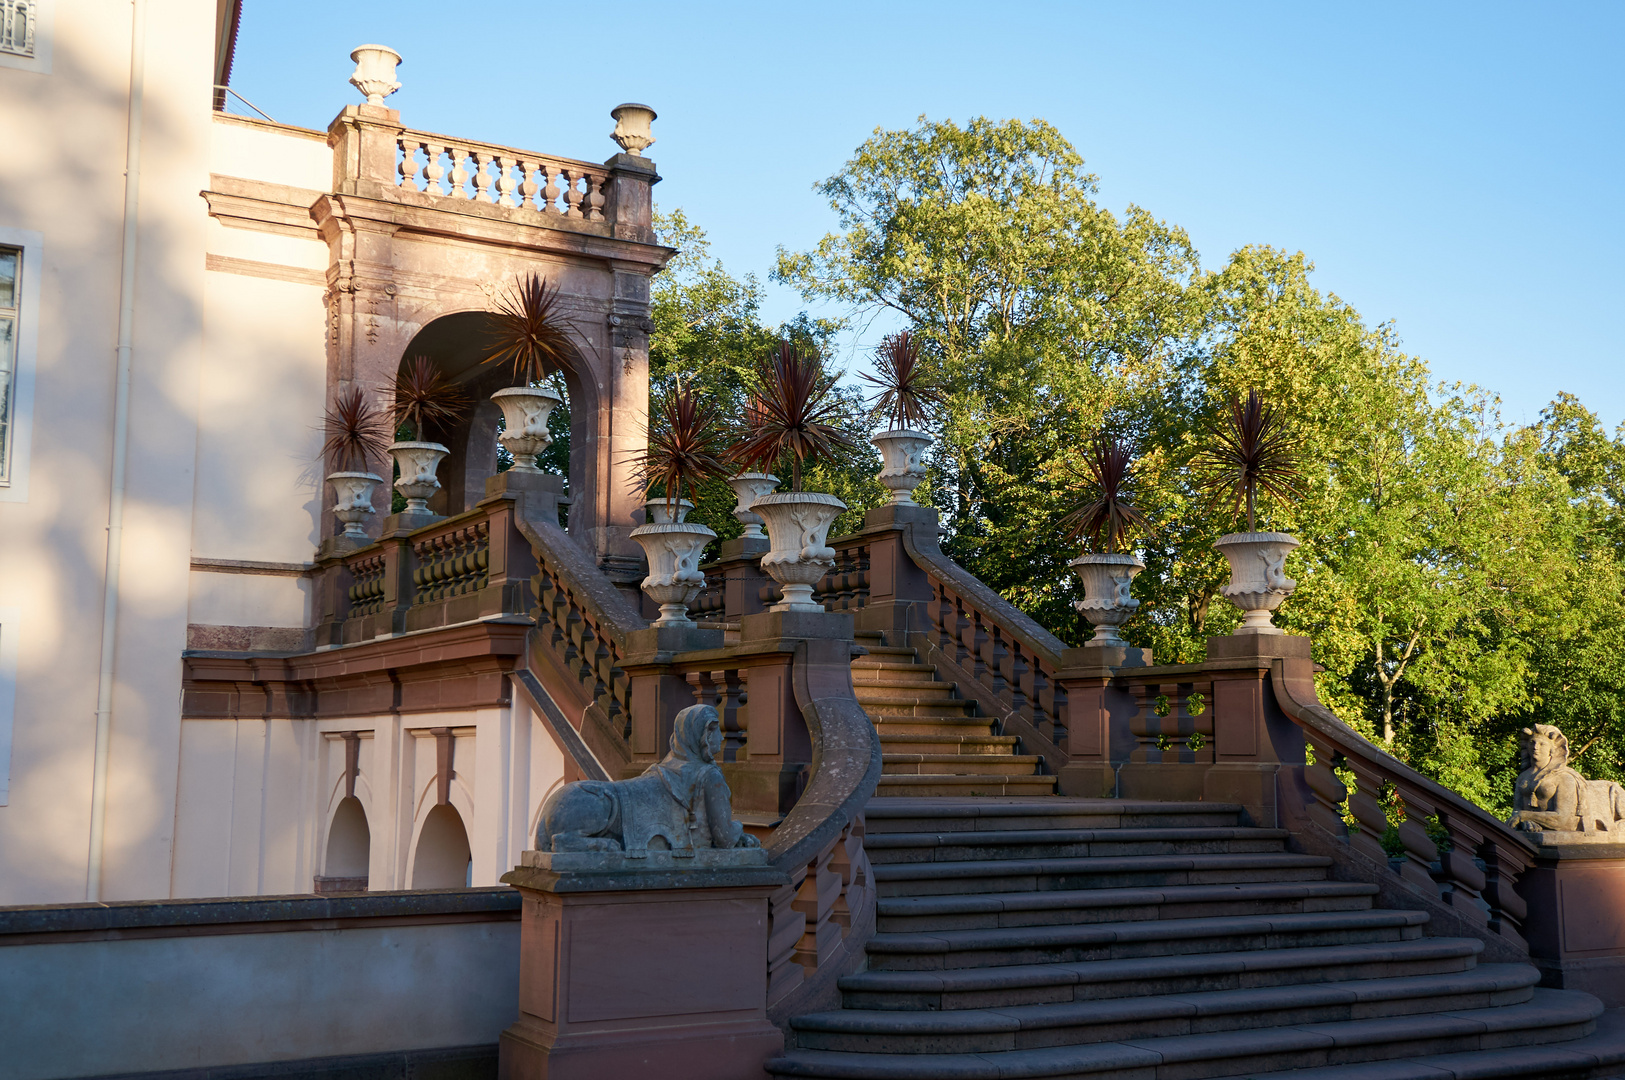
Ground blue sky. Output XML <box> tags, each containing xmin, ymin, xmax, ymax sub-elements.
<box><xmin>231</xmin><ymin>2</ymin><xmax>1624</xmax><ymax>431</ymax></box>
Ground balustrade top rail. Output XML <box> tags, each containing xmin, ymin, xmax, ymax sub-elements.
<box><xmin>395</xmin><ymin>127</ymin><xmax>610</xmax><ymax>221</ymax></box>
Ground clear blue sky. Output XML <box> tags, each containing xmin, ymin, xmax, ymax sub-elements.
<box><xmin>231</xmin><ymin>2</ymin><xmax>1624</xmax><ymax>431</ymax></box>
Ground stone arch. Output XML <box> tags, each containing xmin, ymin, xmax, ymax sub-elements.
<box><xmin>393</xmin><ymin>310</ymin><xmax>599</xmax><ymax>523</ymax></box>
<box><xmin>410</xmin><ymin>803</ymin><xmax>472</xmax><ymax>889</ymax></box>
<box><xmin>324</xmin><ymin>796</ymin><xmax>371</xmax><ymax>879</ymax></box>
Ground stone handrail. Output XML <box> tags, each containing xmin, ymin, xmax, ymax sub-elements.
<box><xmin>1270</xmin><ymin>655</ymin><xmax>1536</xmax><ymax>952</ymax></box>
<box><xmin>396</xmin><ymin>127</ymin><xmax>609</xmax><ymax>221</ymax></box>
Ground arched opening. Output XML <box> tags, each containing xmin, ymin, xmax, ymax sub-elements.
<box><xmin>394</xmin><ymin>311</ymin><xmax>593</xmax><ymax>523</ymax></box>
<box><xmin>411</xmin><ymin>803</ymin><xmax>473</xmax><ymax>889</ymax></box>
<box><xmin>314</xmin><ymin>796</ymin><xmax>370</xmax><ymax>894</ymax></box>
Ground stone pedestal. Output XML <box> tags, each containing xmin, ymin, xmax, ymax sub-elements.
<box><xmin>499</xmin><ymin>852</ymin><xmax>787</xmax><ymax>1080</ymax></box>
<box><xmin>1518</xmin><ymin>841</ymin><xmax>1625</xmax><ymax>1006</ymax></box>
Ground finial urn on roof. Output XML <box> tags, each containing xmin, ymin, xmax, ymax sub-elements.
<box><xmin>349</xmin><ymin>44</ymin><xmax>402</xmax><ymax>106</ymax></box>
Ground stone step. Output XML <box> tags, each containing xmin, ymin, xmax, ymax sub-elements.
<box><xmin>863</xmin><ymin>798</ymin><xmax>1244</xmax><ymax>833</ymax></box>
<box><xmin>876</xmin><ymin>880</ymin><xmax>1379</xmax><ymax>932</ymax></box>
<box><xmin>878</xmin><ymin>733</ymin><xmax>1022</xmax><ymax>756</ymax></box>
<box><xmin>869</xmin><ymin>715</ymin><xmax>992</xmax><ymax>735</ymax></box>
<box><xmin>856</xmin><ymin>686</ymin><xmax>966</xmax><ymax>706</ymax></box>
<box><xmin>881</xmin><ymin>754</ymin><xmax>1044</xmax><ymax>777</ymax></box>
<box><xmin>865</xmin><ymin>827</ymin><xmax>1290</xmax><ymax>864</ymax></box>
<box><xmin>852</xmin><ymin>671</ymin><xmax>946</xmax><ymax>689</ymax></box>
<box><xmin>851</xmin><ymin>660</ymin><xmax>941</xmax><ymax>676</ymax></box>
<box><xmin>837</xmin><ymin>937</ymin><xmax>1486</xmax><ymax>1012</ymax></box>
<box><xmin>864</xmin><ymin>908</ymin><xmax>1431</xmax><ymax>972</ymax></box>
<box><xmin>871</xmin><ymin>850</ymin><xmax>1333</xmax><ymax>897</ymax></box>
<box><xmin>791</xmin><ymin>963</ymin><xmax>1541</xmax><ymax>1054</ymax></box>
<box><xmin>876</xmin><ymin>775</ymin><xmax>1060</xmax><ymax>798</ymax></box>
<box><xmin>766</xmin><ymin>989</ymin><xmax>1603</xmax><ymax>1078</ymax></box>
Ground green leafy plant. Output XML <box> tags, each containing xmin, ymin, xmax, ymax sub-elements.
<box><xmin>484</xmin><ymin>273</ymin><xmax>576</xmax><ymax>385</ymax></box>
<box><xmin>730</xmin><ymin>342</ymin><xmax>856</xmax><ymax>491</ymax></box>
<box><xmin>1062</xmin><ymin>433</ymin><xmax>1149</xmax><ymax>554</ymax></box>
<box><xmin>322</xmin><ymin>386</ymin><xmax>391</xmax><ymax>473</ymax></box>
<box><xmin>633</xmin><ymin>384</ymin><xmax>732</xmax><ymax>510</ymax></box>
<box><xmin>1193</xmin><ymin>389</ymin><xmax>1303</xmax><ymax>532</ymax></box>
<box><xmin>387</xmin><ymin>356</ymin><xmax>469</xmax><ymax>443</ymax></box>
<box><xmin>860</xmin><ymin>330</ymin><xmax>944</xmax><ymax>430</ymax></box>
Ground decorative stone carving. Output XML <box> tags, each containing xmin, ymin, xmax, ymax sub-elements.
<box><xmin>1508</xmin><ymin>724</ymin><xmax>1625</xmax><ymax>840</ymax></box>
<box><xmin>871</xmin><ymin>428</ymin><xmax>931</xmax><ymax>506</ymax></box>
<box><xmin>643</xmin><ymin>497</ymin><xmax>693</xmax><ymax>524</ymax></box>
<box><xmin>1215</xmin><ymin>531</ymin><xmax>1300</xmax><ymax>634</ymax></box>
<box><xmin>727</xmin><ymin>473</ymin><xmax>778</xmax><ymax>539</ymax></box>
<box><xmin>537</xmin><ymin>705</ymin><xmax>761</xmax><ymax>857</ymax></box>
<box><xmin>610</xmin><ymin>103</ymin><xmax>658</xmax><ymax>156</ymax></box>
<box><xmin>629</xmin><ymin>513</ymin><xmax>715</xmax><ymax>627</ymax></box>
<box><xmin>327</xmin><ymin>471</ymin><xmax>383</xmax><ymax>541</ymax></box>
<box><xmin>1069</xmin><ymin>552</ymin><xmax>1144</xmax><ymax>647</ymax></box>
<box><xmin>348</xmin><ymin>45</ymin><xmax>402</xmax><ymax>106</ymax></box>
<box><xmin>752</xmin><ymin>491</ymin><xmax>846</xmax><ymax>612</ymax></box>
<box><xmin>388</xmin><ymin>441</ymin><xmax>448</xmax><ymax>515</ymax></box>
<box><xmin>491</xmin><ymin>386</ymin><xmax>561</xmax><ymax>473</ymax></box>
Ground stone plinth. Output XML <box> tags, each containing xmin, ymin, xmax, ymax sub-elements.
<box><xmin>498</xmin><ymin>854</ymin><xmax>786</xmax><ymax>1080</ymax></box>
<box><xmin>1518</xmin><ymin>841</ymin><xmax>1625</xmax><ymax>1006</ymax></box>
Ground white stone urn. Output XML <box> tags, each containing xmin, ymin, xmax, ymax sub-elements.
<box><xmin>871</xmin><ymin>428</ymin><xmax>931</xmax><ymax>506</ymax></box>
<box><xmin>629</xmin><ymin>520</ymin><xmax>715</xmax><ymax>626</ymax></box>
<box><xmin>1215</xmin><ymin>532</ymin><xmax>1301</xmax><ymax>634</ymax></box>
<box><xmin>752</xmin><ymin>492</ymin><xmax>847</xmax><ymax>612</ymax></box>
<box><xmin>1069</xmin><ymin>552</ymin><xmax>1144</xmax><ymax>647</ymax></box>
<box><xmin>727</xmin><ymin>473</ymin><xmax>778</xmax><ymax>538</ymax></box>
<box><xmin>328</xmin><ymin>471</ymin><xmax>384</xmax><ymax>541</ymax></box>
<box><xmin>388</xmin><ymin>441</ymin><xmax>449</xmax><ymax>515</ymax></box>
<box><xmin>492</xmin><ymin>386</ymin><xmax>562</xmax><ymax>473</ymax></box>
<box><xmin>611</xmin><ymin>103</ymin><xmax>657</xmax><ymax>156</ymax></box>
<box><xmin>349</xmin><ymin>45</ymin><xmax>402</xmax><ymax>105</ymax></box>
<box><xmin>643</xmin><ymin>497</ymin><xmax>694</xmax><ymax>524</ymax></box>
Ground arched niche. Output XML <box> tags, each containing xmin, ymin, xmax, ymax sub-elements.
<box><xmin>325</xmin><ymin>796</ymin><xmax>371</xmax><ymax>879</ymax></box>
<box><xmin>394</xmin><ymin>312</ymin><xmax>596</xmax><ymax>523</ymax></box>
<box><xmin>411</xmin><ymin>802</ymin><xmax>473</xmax><ymax>889</ymax></box>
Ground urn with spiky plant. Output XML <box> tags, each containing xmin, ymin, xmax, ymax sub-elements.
<box><xmin>1194</xmin><ymin>389</ymin><xmax>1305</xmax><ymax>635</ymax></box>
<box><xmin>386</xmin><ymin>356</ymin><xmax>469</xmax><ymax>518</ymax></box>
<box><xmin>861</xmin><ymin>331</ymin><xmax>943</xmax><ymax>506</ymax></box>
<box><xmin>323</xmin><ymin>386</ymin><xmax>391</xmax><ymax>542</ymax></box>
<box><xmin>1064</xmin><ymin>434</ymin><xmax>1150</xmax><ymax>647</ymax></box>
<box><xmin>627</xmin><ymin>386</ymin><xmax>732</xmax><ymax>626</ymax></box>
<box><xmin>730</xmin><ymin>343</ymin><xmax>857</xmax><ymax>612</ymax></box>
<box><xmin>482</xmin><ymin>273</ymin><xmax>574</xmax><ymax>473</ymax></box>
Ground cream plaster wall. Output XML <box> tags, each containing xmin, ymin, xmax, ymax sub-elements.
<box><xmin>209</xmin><ymin>113</ymin><xmax>330</xmax><ymax>190</ymax></box>
<box><xmin>185</xmin><ymin>568</ymin><xmax>311</xmax><ymax>628</ymax></box>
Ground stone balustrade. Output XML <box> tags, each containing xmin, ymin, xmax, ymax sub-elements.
<box><xmin>395</xmin><ymin>130</ymin><xmax>610</xmax><ymax>220</ymax></box>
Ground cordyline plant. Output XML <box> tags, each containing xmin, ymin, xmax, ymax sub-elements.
<box><xmin>322</xmin><ymin>386</ymin><xmax>391</xmax><ymax>473</ymax></box>
<box><xmin>633</xmin><ymin>384</ymin><xmax>732</xmax><ymax>511</ymax></box>
<box><xmin>1193</xmin><ymin>388</ymin><xmax>1304</xmax><ymax>533</ymax></box>
<box><xmin>483</xmin><ymin>272</ymin><xmax>576</xmax><ymax>385</ymax></box>
<box><xmin>387</xmin><ymin>356</ymin><xmax>469</xmax><ymax>443</ymax></box>
<box><xmin>730</xmin><ymin>342</ymin><xmax>856</xmax><ymax>491</ymax></box>
<box><xmin>1062</xmin><ymin>434</ymin><xmax>1150</xmax><ymax>555</ymax></box>
<box><xmin>860</xmin><ymin>330</ymin><xmax>944</xmax><ymax>430</ymax></box>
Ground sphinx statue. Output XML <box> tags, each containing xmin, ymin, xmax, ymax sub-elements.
<box><xmin>536</xmin><ymin>703</ymin><xmax>761</xmax><ymax>857</ymax></box>
<box><xmin>1507</xmin><ymin>723</ymin><xmax>1625</xmax><ymax>838</ymax></box>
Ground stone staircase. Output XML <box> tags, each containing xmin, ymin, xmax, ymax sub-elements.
<box><xmin>767</xmin><ymin>798</ymin><xmax>1625</xmax><ymax>1079</ymax></box>
<box><xmin>854</xmin><ymin>634</ymin><xmax>1057</xmax><ymax>797</ymax></box>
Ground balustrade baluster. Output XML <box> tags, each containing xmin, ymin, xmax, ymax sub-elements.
<box><xmin>988</xmin><ymin>624</ymin><xmax>1008</xmax><ymax>697</ymax></box>
<box><xmin>494</xmin><ymin>154</ymin><xmax>518</xmax><ymax>207</ymax></box>
<box><xmin>422</xmin><ymin>142</ymin><xmax>446</xmax><ymax>195</ymax></box>
<box><xmin>541</xmin><ymin>166</ymin><xmax>561</xmax><ymax>213</ymax></box>
<box><xmin>472</xmin><ymin>151</ymin><xmax>495</xmax><ymax>203</ymax></box>
<box><xmin>1009</xmin><ymin>640</ymin><xmax>1029</xmax><ymax>714</ymax></box>
<box><xmin>561</xmin><ymin>169</ymin><xmax>584</xmax><ymax>218</ymax></box>
<box><xmin>448</xmin><ymin>146</ymin><xmax>471</xmax><ymax>199</ymax></box>
<box><xmin>853</xmin><ymin>548</ymin><xmax>870</xmax><ymax>609</ymax></box>
<box><xmin>1030</xmin><ymin>657</ymin><xmax>1051</xmax><ymax>737</ymax></box>
<box><xmin>585</xmin><ymin>172</ymin><xmax>606</xmax><ymax>221</ymax></box>
<box><xmin>516</xmin><ymin>159</ymin><xmax>540</xmax><ymax>211</ymax></box>
<box><xmin>398</xmin><ymin>139</ymin><xmax>422</xmax><ymax>190</ymax></box>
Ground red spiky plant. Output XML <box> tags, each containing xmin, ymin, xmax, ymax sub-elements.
<box><xmin>483</xmin><ymin>272</ymin><xmax>576</xmax><ymax>385</ymax></box>
<box><xmin>322</xmin><ymin>386</ymin><xmax>392</xmax><ymax>473</ymax></box>
<box><xmin>860</xmin><ymin>330</ymin><xmax>944</xmax><ymax>430</ymax></box>
<box><xmin>1193</xmin><ymin>389</ymin><xmax>1304</xmax><ymax>532</ymax></box>
<box><xmin>1062</xmin><ymin>434</ymin><xmax>1150</xmax><ymax>554</ymax></box>
<box><xmin>633</xmin><ymin>384</ymin><xmax>732</xmax><ymax>512</ymax></box>
<box><xmin>730</xmin><ymin>342</ymin><xmax>856</xmax><ymax>491</ymax></box>
<box><xmin>387</xmin><ymin>356</ymin><xmax>469</xmax><ymax>443</ymax></box>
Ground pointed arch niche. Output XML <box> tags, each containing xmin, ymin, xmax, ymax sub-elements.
<box><xmin>393</xmin><ymin>312</ymin><xmax>594</xmax><ymax>526</ymax></box>
<box><xmin>315</xmin><ymin>796</ymin><xmax>370</xmax><ymax>893</ymax></box>
<box><xmin>411</xmin><ymin>803</ymin><xmax>473</xmax><ymax>889</ymax></box>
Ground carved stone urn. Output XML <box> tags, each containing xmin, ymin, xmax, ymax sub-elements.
<box><xmin>1215</xmin><ymin>531</ymin><xmax>1300</xmax><ymax>634</ymax></box>
<box><xmin>643</xmin><ymin>497</ymin><xmax>694</xmax><ymax>525</ymax></box>
<box><xmin>610</xmin><ymin>103</ymin><xmax>657</xmax><ymax>156</ymax></box>
<box><xmin>871</xmin><ymin>428</ymin><xmax>931</xmax><ymax>506</ymax></box>
<box><xmin>348</xmin><ymin>44</ymin><xmax>402</xmax><ymax>106</ymax></box>
<box><xmin>1069</xmin><ymin>552</ymin><xmax>1144</xmax><ymax>647</ymax></box>
<box><xmin>491</xmin><ymin>386</ymin><xmax>562</xmax><ymax>473</ymax></box>
<box><xmin>388</xmin><ymin>441</ymin><xmax>449</xmax><ymax>516</ymax></box>
<box><xmin>328</xmin><ymin>471</ymin><xmax>384</xmax><ymax>541</ymax></box>
<box><xmin>630</xmin><ymin>516</ymin><xmax>715</xmax><ymax>627</ymax></box>
<box><xmin>726</xmin><ymin>473</ymin><xmax>778</xmax><ymax>539</ymax></box>
<box><xmin>752</xmin><ymin>491</ymin><xmax>846</xmax><ymax>612</ymax></box>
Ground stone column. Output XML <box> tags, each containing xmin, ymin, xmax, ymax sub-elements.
<box><xmin>499</xmin><ymin>852</ymin><xmax>786</xmax><ymax>1080</ymax></box>
<box><xmin>1517</xmin><ymin>840</ymin><xmax>1625</xmax><ymax>1006</ymax></box>
<box><xmin>1054</xmin><ymin>646</ymin><xmax>1144</xmax><ymax>798</ymax></box>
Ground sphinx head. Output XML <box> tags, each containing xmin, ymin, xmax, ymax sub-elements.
<box><xmin>670</xmin><ymin>703</ymin><xmax>723</xmax><ymax>765</ymax></box>
<box><xmin>1521</xmin><ymin>724</ymin><xmax>1569</xmax><ymax>772</ymax></box>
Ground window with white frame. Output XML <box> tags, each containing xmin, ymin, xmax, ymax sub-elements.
<box><xmin>0</xmin><ymin>246</ymin><xmax>17</xmax><ymax>484</ymax></box>
<box><xmin>0</xmin><ymin>0</ymin><xmax>34</xmax><ymax>57</ymax></box>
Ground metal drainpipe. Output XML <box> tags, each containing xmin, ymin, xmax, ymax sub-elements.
<box><xmin>86</xmin><ymin>0</ymin><xmax>149</xmax><ymax>902</ymax></box>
